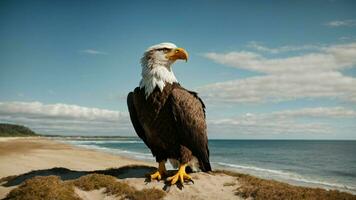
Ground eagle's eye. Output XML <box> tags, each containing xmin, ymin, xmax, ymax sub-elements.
<box><xmin>158</xmin><ymin>48</ymin><xmax>171</xmax><ymax>53</ymax></box>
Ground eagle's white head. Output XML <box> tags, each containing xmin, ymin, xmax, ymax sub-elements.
<box><xmin>140</xmin><ymin>42</ymin><xmax>189</xmax><ymax>98</ymax></box>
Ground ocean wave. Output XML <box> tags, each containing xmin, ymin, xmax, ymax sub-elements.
<box><xmin>65</xmin><ymin>140</ymin><xmax>143</xmax><ymax>145</ymax></box>
<box><xmin>216</xmin><ymin>162</ymin><xmax>292</xmax><ymax>176</ymax></box>
<box><xmin>215</xmin><ymin>162</ymin><xmax>356</xmax><ymax>192</ymax></box>
<box><xmin>68</xmin><ymin>143</ymin><xmax>154</xmax><ymax>161</ymax></box>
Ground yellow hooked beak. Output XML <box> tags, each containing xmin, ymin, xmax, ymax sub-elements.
<box><xmin>166</xmin><ymin>47</ymin><xmax>189</xmax><ymax>62</ymax></box>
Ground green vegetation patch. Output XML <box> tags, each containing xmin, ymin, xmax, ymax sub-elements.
<box><xmin>0</xmin><ymin>123</ymin><xmax>37</xmax><ymax>137</ymax></box>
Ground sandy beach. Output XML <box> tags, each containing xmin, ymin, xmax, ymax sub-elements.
<box><xmin>1</xmin><ymin>137</ymin><xmax>355</xmax><ymax>200</ymax></box>
<box><xmin>0</xmin><ymin>137</ymin><xmax>240</xmax><ymax>200</ymax></box>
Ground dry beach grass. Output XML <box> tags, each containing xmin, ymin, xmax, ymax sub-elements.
<box><xmin>4</xmin><ymin>174</ymin><xmax>166</xmax><ymax>200</ymax></box>
<box><xmin>215</xmin><ymin>170</ymin><xmax>356</xmax><ymax>200</ymax></box>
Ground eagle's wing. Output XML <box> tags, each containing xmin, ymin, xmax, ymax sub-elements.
<box><xmin>127</xmin><ymin>91</ymin><xmax>150</xmax><ymax>148</ymax></box>
<box><xmin>170</xmin><ymin>87</ymin><xmax>212</xmax><ymax>172</ymax></box>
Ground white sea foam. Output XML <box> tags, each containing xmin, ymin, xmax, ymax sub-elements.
<box><xmin>216</xmin><ymin>162</ymin><xmax>292</xmax><ymax>176</ymax></box>
<box><xmin>66</xmin><ymin>142</ymin><xmax>155</xmax><ymax>161</ymax></box>
<box><xmin>66</xmin><ymin>140</ymin><xmax>143</xmax><ymax>145</ymax></box>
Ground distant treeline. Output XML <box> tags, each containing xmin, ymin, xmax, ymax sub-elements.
<box><xmin>0</xmin><ymin>123</ymin><xmax>38</xmax><ymax>137</ymax></box>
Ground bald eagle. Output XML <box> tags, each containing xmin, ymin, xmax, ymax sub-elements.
<box><xmin>127</xmin><ymin>42</ymin><xmax>211</xmax><ymax>185</ymax></box>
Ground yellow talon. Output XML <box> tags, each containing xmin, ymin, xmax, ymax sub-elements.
<box><xmin>150</xmin><ymin>161</ymin><xmax>166</xmax><ymax>181</ymax></box>
<box><xmin>150</xmin><ymin>171</ymin><xmax>162</xmax><ymax>180</ymax></box>
<box><xmin>167</xmin><ymin>163</ymin><xmax>192</xmax><ymax>185</ymax></box>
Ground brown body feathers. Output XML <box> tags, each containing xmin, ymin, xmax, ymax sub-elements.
<box><xmin>127</xmin><ymin>83</ymin><xmax>211</xmax><ymax>172</ymax></box>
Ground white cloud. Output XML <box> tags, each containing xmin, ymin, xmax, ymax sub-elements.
<box><xmin>204</xmin><ymin>43</ymin><xmax>356</xmax><ymax>74</ymax></box>
<box><xmin>0</xmin><ymin>101</ymin><xmax>126</xmax><ymax>121</ymax></box>
<box><xmin>247</xmin><ymin>41</ymin><xmax>320</xmax><ymax>54</ymax></box>
<box><xmin>0</xmin><ymin>101</ymin><xmax>131</xmax><ymax>135</ymax></box>
<box><xmin>273</xmin><ymin>107</ymin><xmax>356</xmax><ymax>118</ymax></box>
<box><xmin>199</xmin><ymin>72</ymin><xmax>356</xmax><ymax>103</ymax></box>
<box><xmin>326</xmin><ymin>19</ymin><xmax>356</xmax><ymax>27</ymax></box>
<box><xmin>208</xmin><ymin>107</ymin><xmax>356</xmax><ymax>138</ymax></box>
<box><xmin>80</xmin><ymin>49</ymin><xmax>107</xmax><ymax>55</ymax></box>
<box><xmin>338</xmin><ymin>36</ymin><xmax>356</xmax><ymax>41</ymax></box>
<box><xmin>200</xmin><ymin>42</ymin><xmax>356</xmax><ymax>103</ymax></box>
<box><xmin>208</xmin><ymin>113</ymin><xmax>331</xmax><ymax>137</ymax></box>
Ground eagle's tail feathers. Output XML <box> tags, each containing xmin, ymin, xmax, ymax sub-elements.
<box><xmin>199</xmin><ymin>156</ymin><xmax>212</xmax><ymax>172</ymax></box>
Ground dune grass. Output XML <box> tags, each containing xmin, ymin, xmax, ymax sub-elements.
<box><xmin>72</xmin><ymin>174</ymin><xmax>165</xmax><ymax>200</ymax></box>
<box><xmin>214</xmin><ymin>170</ymin><xmax>356</xmax><ymax>200</ymax></box>
<box><xmin>3</xmin><ymin>166</ymin><xmax>356</xmax><ymax>200</ymax></box>
<box><xmin>4</xmin><ymin>176</ymin><xmax>80</xmax><ymax>200</ymax></box>
<box><xmin>223</xmin><ymin>181</ymin><xmax>236</xmax><ymax>187</ymax></box>
<box><xmin>4</xmin><ymin>174</ymin><xmax>165</xmax><ymax>200</ymax></box>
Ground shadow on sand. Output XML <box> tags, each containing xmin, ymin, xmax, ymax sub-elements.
<box><xmin>0</xmin><ymin>165</ymin><xmax>156</xmax><ymax>187</ymax></box>
<box><xmin>0</xmin><ymin>165</ymin><xmax>190</xmax><ymax>191</ymax></box>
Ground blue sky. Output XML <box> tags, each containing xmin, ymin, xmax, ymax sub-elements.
<box><xmin>1</xmin><ymin>0</ymin><xmax>356</xmax><ymax>139</ymax></box>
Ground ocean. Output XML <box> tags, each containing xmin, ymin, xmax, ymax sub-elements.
<box><xmin>58</xmin><ymin>137</ymin><xmax>356</xmax><ymax>194</ymax></box>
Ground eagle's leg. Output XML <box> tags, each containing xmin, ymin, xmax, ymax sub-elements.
<box><xmin>167</xmin><ymin>163</ymin><xmax>192</xmax><ymax>185</ymax></box>
<box><xmin>150</xmin><ymin>161</ymin><xmax>166</xmax><ymax>181</ymax></box>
